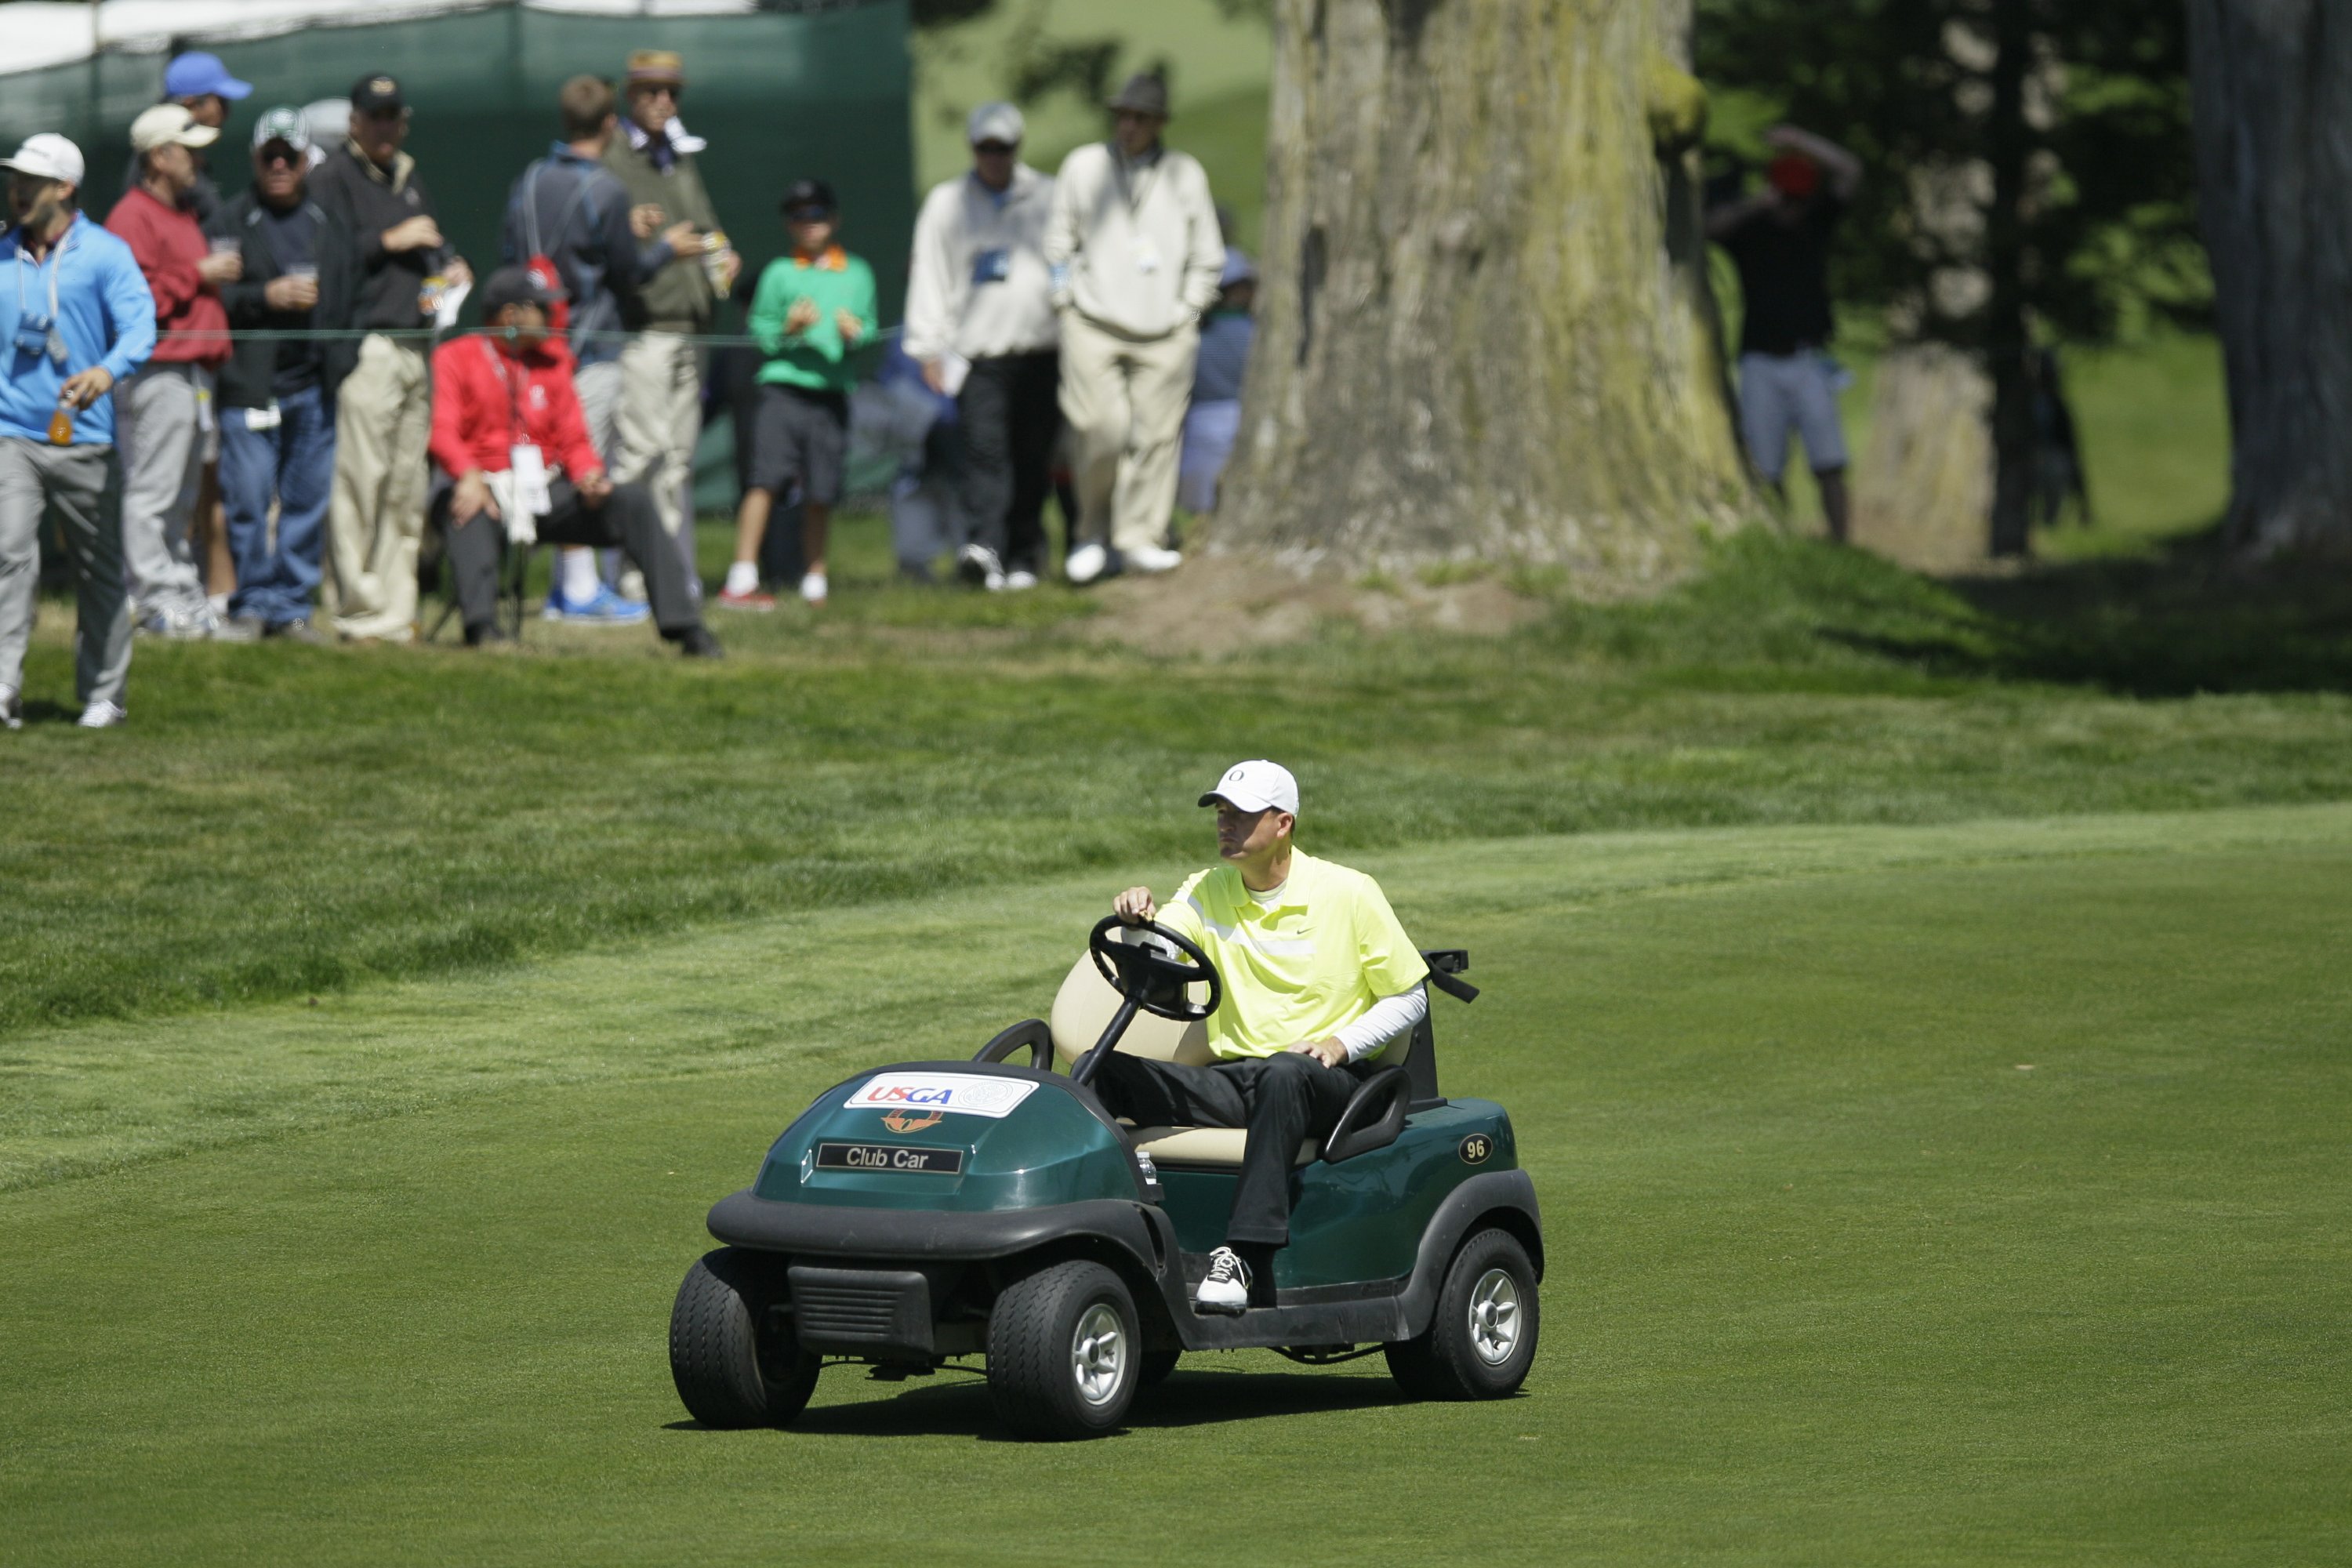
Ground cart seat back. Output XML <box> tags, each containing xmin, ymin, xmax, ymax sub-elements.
<box><xmin>1048</xmin><ymin>953</ymin><xmax>1214</xmax><ymax>1073</ymax></box>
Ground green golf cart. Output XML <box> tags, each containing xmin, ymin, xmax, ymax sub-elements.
<box><xmin>669</xmin><ymin>918</ymin><xmax>1541</xmax><ymax>1439</ymax></box>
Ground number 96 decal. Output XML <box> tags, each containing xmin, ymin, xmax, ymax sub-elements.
<box><xmin>1458</xmin><ymin>1133</ymin><xmax>1494</xmax><ymax>1165</ymax></box>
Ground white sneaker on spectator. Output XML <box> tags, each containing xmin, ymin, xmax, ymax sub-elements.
<box><xmin>799</xmin><ymin>571</ymin><xmax>829</xmax><ymax>606</ymax></box>
<box><xmin>1065</xmin><ymin>541</ymin><xmax>1109</xmax><ymax>585</ymax></box>
<box><xmin>1004</xmin><ymin>568</ymin><xmax>1039</xmax><ymax>591</ymax></box>
<box><xmin>956</xmin><ymin>543</ymin><xmax>1004</xmax><ymax>590</ymax></box>
<box><xmin>1127</xmin><ymin>546</ymin><xmax>1184</xmax><ymax>575</ymax></box>
<box><xmin>1</xmin><ymin>684</ymin><xmax>20</xmax><ymax>731</ymax></box>
<box><xmin>77</xmin><ymin>699</ymin><xmax>127</xmax><ymax>729</ymax></box>
<box><xmin>136</xmin><ymin>607</ymin><xmax>210</xmax><ymax>640</ymax></box>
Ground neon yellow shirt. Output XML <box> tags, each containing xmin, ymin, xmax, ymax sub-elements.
<box><xmin>1156</xmin><ymin>850</ymin><xmax>1430</xmax><ymax>1062</ymax></box>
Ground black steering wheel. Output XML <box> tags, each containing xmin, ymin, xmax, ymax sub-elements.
<box><xmin>1088</xmin><ymin>916</ymin><xmax>1222</xmax><ymax>1022</ymax></box>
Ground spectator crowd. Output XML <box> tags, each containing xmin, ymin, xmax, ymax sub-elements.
<box><xmin>1</xmin><ymin>49</ymin><xmax>1258</xmax><ymax>729</ymax></box>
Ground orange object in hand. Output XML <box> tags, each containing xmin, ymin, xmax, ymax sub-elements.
<box><xmin>47</xmin><ymin>403</ymin><xmax>73</xmax><ymax>446</ymax></box>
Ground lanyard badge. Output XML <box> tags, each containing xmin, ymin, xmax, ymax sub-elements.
<box><xmin>14</xmin><ymin>223</ymin><xmax>73</xmax><ymax>365</ymax></box>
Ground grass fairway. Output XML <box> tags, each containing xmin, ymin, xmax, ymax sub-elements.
<box><xmin>5</xmin><ymin>807</ymin><xmax>2348</xmax><ymax>1565</ymax></box>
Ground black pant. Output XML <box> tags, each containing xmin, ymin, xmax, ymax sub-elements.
<box><xmin>956</xmin><ymin>350</ymin><xmax>1060</xmax><ymax>573</ymax></box>
<box><xmin>1086</xmin><ymin>1051</ymin><xmax>1361</xmax><ymax>1248</ymax></box>
<box><xmin>439</xmin><ymin>477</ymin><xmax>701</xmax><ymax>638</ymax></box>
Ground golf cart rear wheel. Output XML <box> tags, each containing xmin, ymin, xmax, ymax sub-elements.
<box><xmin>1385</xmin><ymin>1229</ymin><xmax>1539</xmax><ymax>1400</ymax></box>
<box><xmin>986</xmin><ymin>1260</ymin><xmax>1139</xmax><ymax>1439</ymax></box>
<box><xmin>670</xmin><ymin>1248</ymin><xmax>822</xmax><ymax>1428</ymax></box>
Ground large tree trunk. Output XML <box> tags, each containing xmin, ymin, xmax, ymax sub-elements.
<box><xmin>1213</xmin><ymin>0</ymin><xmax>1748</xmax><ymax>581</ymax></box>
<box><xmin>2188</xmin><ymin>0</ymin><xmax>2352</xmax><ymax>555</ymax></box>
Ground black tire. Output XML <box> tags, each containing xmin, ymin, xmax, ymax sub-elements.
<box><xmin>669</xmin><ymin>1248</ymin><xmax>822</xmax><ymax>1428</ymax></box>
<box><xmin>985</xmin><ymin>1260</ymin><xmax>1140</xmax><ymax>1439</ymax></box>
<box><xmin>1385</xmin><ymin>1229</ymin><xmax>1540</xmax><ymax>1400</ymax></box>
<box><xmin>1139</xmin><ymin>1348</ymin><xmax>1182</xmax><ymax>1387</ymax></box>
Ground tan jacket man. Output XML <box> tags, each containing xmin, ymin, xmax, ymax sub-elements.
<box><xmin>602</xmin><ymin>49</ymin><xmax>739</xmax><ymax>565</ymax></box>
<box><xmin>1043</xmin><ymin>74</ymin><xmax>1223</xmax><ymax>584</ymax></box>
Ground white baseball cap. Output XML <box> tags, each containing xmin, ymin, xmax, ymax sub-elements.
<box><xmin>131</xmin><ymin>104</ymin><xmax>220</xmax><ymax>154</ymax></box>
<box><xmin>1199</xmin><ymin>759</ymin><xmax>1300</xmax><ymax>817</ymax></box>
<box><xmin>1</xmin><ymin>132</ymin><xmax>86</xmax><ymax>188</ymax></box>
<box><xmin>967</xmin><ymin>101</ymin><xmax>1024</xmax><ymax>147</ymax></box>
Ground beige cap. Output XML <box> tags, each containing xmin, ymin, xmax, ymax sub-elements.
<box><xmin>130</xmin><ymin>103</ymin><xmax>220</xmax><ymax>154</ymax></box>
<box><xmin>626</xmin><ymin>49</ymin><xmax>685</xmax><ymax>85</ymax></box>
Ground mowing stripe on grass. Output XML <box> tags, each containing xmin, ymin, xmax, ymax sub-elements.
<box><xmin>4</xmin><ymin>802</ymin><xmax>2348</xmax><ymax>1194</ymax></box>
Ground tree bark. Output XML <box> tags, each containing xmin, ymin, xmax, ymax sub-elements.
<box><xmin>1853</xmin><ymin>345</ymin><xmax>1994</xmax><ymax>571</ymax></box>
<box><xmin>1984</xmin><ymin>0</ymin><xmax>2038</xmax><ymax>558</ymax></box>
<box><xmin>1212</xmin><ymin>0</ymin><xmax>1749</xmax><ymax>580</ymax></box>
<box><xmin>2187</xmin><ymin>0</ymin><xmax>2352</xmax><ymax>555</ymax></box>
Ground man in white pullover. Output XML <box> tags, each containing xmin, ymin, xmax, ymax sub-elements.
<box><xmin>1090</xmin><ymin>760</ymin><xmax>1432</xmax><ymax>1314</ymax></box>
<box><xmin>1043</xmin><ymin>74</ymin><xmax>1224</xmax><ymax>585</ymax></box>
<box><xmin>904</xmin><ymin>102</ymin><xmax>1059</xmax><ymax>590</ymax></box>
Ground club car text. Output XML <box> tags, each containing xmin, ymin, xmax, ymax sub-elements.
<box><xmin>815</xmin><ymin>1142</ymin><xmax>966</xmax><ymax>1175</ymax></box>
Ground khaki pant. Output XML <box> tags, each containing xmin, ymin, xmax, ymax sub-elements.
<box><xmin>1058</xmin><ymin>312</ymin><xmax>1198</xmax><ymax>554</ymax></box>
<box><xmin>112</xmin><ymin>362</ymin><xmax>212</xmax><ymax>622</ymax></box>
<box><xmin>612</xmin><ymin>331</ymin><xmax>702</xmax><ymax>594</ymax></box>
<box><xmin>324</xmin><ymin>335</ymin><xmax>430</xmax><ymax>641</ymax></box>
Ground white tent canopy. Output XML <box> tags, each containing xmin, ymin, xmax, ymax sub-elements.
<box><xmin>1</xmin><ymin>0</ymin><xmax>761</xmax><ymax>77</ymax></box>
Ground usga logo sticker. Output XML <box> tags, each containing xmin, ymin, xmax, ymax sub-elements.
<box><xmin>845</xmin><ymin>1073</ymin><xmax>1041</xmax><ymax>1120</ymax></box>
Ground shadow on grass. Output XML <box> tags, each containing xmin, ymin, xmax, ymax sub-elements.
<box><xmin>665</xmin><ymin>1367</ymin><xmax>1417</xmax><ymax>1441</ymax></box>
<box><xmin>1817</xmin><ymin>524</ymin><xmax>2352</xmax><ymax>697</ymax></box>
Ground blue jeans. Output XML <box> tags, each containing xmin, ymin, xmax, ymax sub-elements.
<box><xmin>220</xmin><ymin>386</ymin><xmax>334</xmax><ymax>626</ymax></box>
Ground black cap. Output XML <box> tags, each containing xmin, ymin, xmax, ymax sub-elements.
<box><xmin>350</xmin><ymin>73</ymin><xmax>405</xmax><ymax>114</ymax></box>
<box><xmin>481</xmin><ymin>265</ymin><xmax>561</xmax><ymax>317</ymax></box>
<box><xmin>779</xmin><ymin>177</ymin><xmax>837</xmax><ymax>219</ymax></box>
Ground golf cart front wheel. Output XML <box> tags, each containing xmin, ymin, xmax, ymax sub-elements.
<box><xmin>986</xmin><ymin>1260</ymin><xmax>1140</xmax><ymax>1439</ymax></box>
<box><xmin>670</xmin><ymin>1248</ymin><xmax>822</xmax><ymax>1428</ymax></box>
<box><xmin>1385</xmin><ymin>1228</ymin><xmax>1539</xmax><ymax>1400</ymax></box>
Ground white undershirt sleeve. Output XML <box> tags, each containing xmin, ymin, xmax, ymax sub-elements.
<box><xmin>1334</xmin><ymin>982</ymin><xmax>1429</xmax><ymax>1064</ymax></box>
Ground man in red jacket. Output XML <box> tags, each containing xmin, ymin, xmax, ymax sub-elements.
<box><xmin>429</xmin><ymin>267</ymin><xmax>720</xmax><ymax>655</ymax></box>
<box><xmin>107</xmin><ymin>103</ymin><xmax>241</xmax><ymax>639</ymax></box>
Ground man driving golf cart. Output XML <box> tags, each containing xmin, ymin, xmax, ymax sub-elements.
<box><xmin>1093</xmin><ymin>759</ymin><xmax>1430</xmax><ymax>1314</ymax></box>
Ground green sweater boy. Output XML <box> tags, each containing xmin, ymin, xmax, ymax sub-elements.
<box><xmin>750</xmin><ymin>245</ymin><xmax>879</xmax><ymax>395</ymax></box>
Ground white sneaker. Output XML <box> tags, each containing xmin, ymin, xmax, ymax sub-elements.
<box><xmin>1127</xmin><ymin>546</ymin><xmax>1184</xmax><ymax>575</ymax></box>
<box><xmin>956</xmin><ymin>543</ymin><xmax>1004</xmax><ymax>590</ymax></box>
<box><xmin>77</xmin><ymin>699</ymin><xmax>128</xmax><ymax>729</ymax></box>
<box><xmin>1065</xmin><ymin>541</ymin><xmax>1109</xmax><ymax>585</ymax></box>
<box><xmin>798</xmin><ymin>571</ymin><xmax>829</xmax><ymax>606</ymax></box>
<box><xmin>1004</xmin><ymin>568</ymin><xmax>1039</xmax><ymax>592</ymax></box>
<box><xmin>0</xmin><ymin>684</ymin><xmax>20</xmax><ymax>731</ymax></box>
<box><xmin>1194</xmin><ymin>1245</ymin><xmax>1252</xmax><ymax>1316</ymax></box>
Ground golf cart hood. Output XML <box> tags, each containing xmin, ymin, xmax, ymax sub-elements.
<box><xmin>745</xmin><ymin>1062</ymin><xmax>1150</xmax><ymax>1214</ymax></box>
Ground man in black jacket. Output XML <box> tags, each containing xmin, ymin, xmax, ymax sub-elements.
<box><xmin>210</xmin><ymin>108</ymin><xmax>332</xmax><ymax>641</ymax></box>
<box><xmin>310</xmin><ymin>73</ymin><xmax>471</xmax><ymax>641</ymax></box>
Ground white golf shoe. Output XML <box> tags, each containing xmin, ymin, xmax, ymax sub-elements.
<box><xmin>1194</xmin><ymin>1245</ymin><xmax>1251</xmax><ymax>1315</ymax></box>
<box><xmin>1064</xmin><ymin>540</ymin><xmax>1109</xmax><ymax>585</ymax></box>
<box><xmin>1126</xmin><ymin>546</ymin><xmax>1183</xmax><ymax>575</ymax></box>
<box><xmin>1</xmin><ymin>684</ymin><xmax>20</xmax><ymax>731</ymax></box>
<box><xmin>77</xmin><ymin>699</ymin><xmax>127</xmax><ymax>729</ymax></box>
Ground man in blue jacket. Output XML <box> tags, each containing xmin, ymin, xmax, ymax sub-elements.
<box><xmin>0</xmin><ymin>135</ymin><xmax>157</xmax><ymax>731</ymax></box>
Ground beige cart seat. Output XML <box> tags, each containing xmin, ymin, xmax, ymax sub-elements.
<box><xmin>1047</xmin><ymin>949</ymin><xmax>1411</xmax><ymax>1169</ymax></box>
